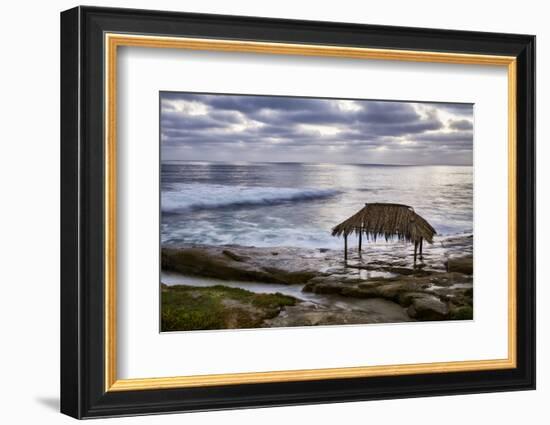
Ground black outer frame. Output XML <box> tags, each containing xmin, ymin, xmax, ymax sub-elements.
<box><xmin>60</xmin><ymin>6</ymin><xmax>535</xmax><ymax>419</ymax></box>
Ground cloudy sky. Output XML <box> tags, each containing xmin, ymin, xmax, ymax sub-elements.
<box><xmin>160</xmin><ymin>92</ymin><xmax>473</xmax><ymax>165</ymax></box>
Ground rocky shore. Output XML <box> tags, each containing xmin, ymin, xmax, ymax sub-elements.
<box><xmin>161</xmin><ymin>234</ymin><xmax>473</xmax><ymax>330</ymax></box>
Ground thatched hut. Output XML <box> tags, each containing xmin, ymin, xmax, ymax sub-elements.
<box><xmin>332</xmin><ymin>203</ymin><xmax>436</xmax><ymax>261</ymax></box>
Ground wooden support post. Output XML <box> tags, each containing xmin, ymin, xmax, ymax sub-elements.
<box><xmin>414</xmin><ymin>241</ymin><xmax>418</xmax><ymax>263</ymax></box>
<box><xmin>344</xmin><ymin>234</ymin><xmax>348</xmax><ymax>262</ymax></box>
<box><xmin>358</xmin><ymin>231</ymin><xmax>362</xmax><ymax>252</ymax></box>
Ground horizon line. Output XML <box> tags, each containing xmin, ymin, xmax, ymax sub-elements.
<box><xmin>160</xmin><ymin>159</ymin><xmax>473</xmax><ymax>167</ymax></box>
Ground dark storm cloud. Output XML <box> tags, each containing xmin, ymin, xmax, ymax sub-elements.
<box><xmin>160</xmin><ymin>92</ymin><xmax>473</xmax><ymax>165</ymax></box>
<box><xmin>449</xmin><ymin>119</ymin><xmax>474</xmax><ymax>131</ymax></box>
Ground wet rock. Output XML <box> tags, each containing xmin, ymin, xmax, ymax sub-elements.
<box><xmin>263</xmin><ymin>299</ymin><xmax>412</xmax><ymax>327</ymax></box>
<box><xmin>263</xmin><ymin>305</ymin><xmax>373</xmax><ymax>327</ymax></box>
<box><xmin>162</xmin><ymin>235</ymin><xmax>473</xmax><ymax>322</ymax></box>
<box><xmin>446</xmin><ymin>256</ymin><xmax>473</xmax><ymax>275</ymax></box>
<box><xmin>371</xmin><ymin>281</ymin><xmax>418</xmax><ymax>300</ymax></box>
<box><xmin>162</xmin><ymin>246</ymin><xmax>327</xmax><ymax>284</ymax></box>
<box><xmin>262</xmin><ymin>267</ymin><xmax>319</xmax><ymax>284</ymax></box>
<box><xmin>163</xmin><ymin>248</ymin><xmax>282</xmax><ymax>283</ymax></box>
<box><xmin>303</xmin><ymin>275</ymin><xmax>373</xmax><ymax>296</ymax></box>
<box><xmin>302</xmin><ymin>273</ymin><xmax>471</xmax><ymax>311</ymax></box>
<box><xmin>397</xmin><ymin>291</ymin><xmax>428</xmax><ymax>307</ymax></box>
<box><xmin>303</xmin><ymin>281</ymin><xmax>347</xmax><ymax>295</ymax></box>
<box><xmin>407</xmin><ymin>295</ymin><xmax>449</xmax><ymax>320</ymax></box>
<box><xmin>222</xmin><ymin>249</ymin><xmax>248</xmax><ymax>262</ymax></box>
<box><xmin>427</xmin><ymin>271</ymin><xmax>470</xmax><ymax>286</ymax></box>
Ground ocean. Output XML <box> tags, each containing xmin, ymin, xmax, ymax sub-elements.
<box><xmin>161</xmin><ymin>161</ymin><xmax>473</xmax><ymax>249</ymax></box>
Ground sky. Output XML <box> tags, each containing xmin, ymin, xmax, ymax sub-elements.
<box><xmin>160</xmin><ymin>92</ymin><xmax>473</xmax><ymax>165</ymax></box>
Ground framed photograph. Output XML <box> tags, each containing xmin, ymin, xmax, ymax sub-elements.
<box><xmin>60</xmin><ymin>6</ymin><xmax>535</xmax><ymax>419</ymax></box>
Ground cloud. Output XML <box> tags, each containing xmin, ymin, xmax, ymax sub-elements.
<box><xmin>436</xmin><ymin>103</ymin><xmax>474</xmax><ymax>116</ymax></box>
<box><xmin>449</xmin><ymin>119</ymin><xmax>474</xmax><ymax>131</ymax></box>
<box><xmin>160</xmin><ymin>92</ymin><xmax>473</xmax><ymax>165</ymax></box>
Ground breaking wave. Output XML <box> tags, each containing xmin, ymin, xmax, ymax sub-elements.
<box><xmin>162</xmin><ymin>183</ymin><xmax>341</xmax><ymax>213</ymax></box>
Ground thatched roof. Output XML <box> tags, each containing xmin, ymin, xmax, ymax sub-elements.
<box><xmin>331</xmin><ymin>203</ymin><xmax>436</xmax><ymax>243</ymax></box>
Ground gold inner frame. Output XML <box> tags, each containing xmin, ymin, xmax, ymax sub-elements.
<box><xmin>104</xmin><ymin>33</ymin><xmax>517</xmax><ymax>392</ymax></box>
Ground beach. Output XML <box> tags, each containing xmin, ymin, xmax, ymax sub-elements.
<box><xmin>160</xmin><ymin>161</ymin><xmax>473</xmax><ymax>331</ymax></box>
